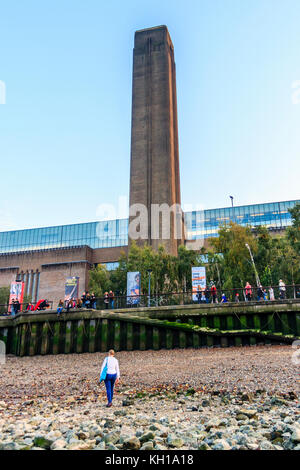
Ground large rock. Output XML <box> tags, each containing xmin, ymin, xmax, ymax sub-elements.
<box><xmin>238</xmin><ymin>409</ymin><xmax>257</xmax><ymax>418</ymax></box>
<box><xmin>123</xmin><ymin>437</ymin><xmax>141</xmax><ymax>450</ymax></box>
<box><xmin>236</xmin><ymin>414</ymin><xmax>249</xmax><ymax>421</ymax></box>
<box><xmin>0</xmin><ymin>441</ymin><xmax>20</xmax><ymax>450</ymax></box>
<box><xmin>167</xmin><ymin>436</ymin><xmax>184</xmax><ymax>448</ymax></box>
<box><xmin>45</xmin><ymin>431</ymin><xmax>62</xmax><ymax>441</ymax></box>
<box><xmin>33</xmin><ymin>435</ymin><xmax>53</xmax><ymax>449</ymax></box>
<box><xmin>76</xmin><ymin>431</ymin><xmax>90</xmax><ymax>440</ymax></box>
<box><xmin>50</xmin><ymin>439</ymin><xmax>67</xmax><ymax>450</ymax></box>
<box><xmin>104</xmin><ymin>431</ymin><xmax>120</xmax><ymax>444</ymax></box>
<box><xmin>140</xmin><ymin>431</ymin><xmax>155</xmax><ymax>443</ymax></box>
<box><xmin>212</xmin><ymin>439</ymin><xmax>231</xmax><ymax>451</ymax></box>
<box><xmin>107</xmin><ymin>443</ymin><xmax>118</xmax><ymax>450</ymax></box>
<box><xmin>198</xmin><ymin>442</ymin><xmax>211</xmax><ymax>450</ymax></box>
<box><xmin>291</xmin><ymin>427</ymin><xmax>300</xmax><ymax>443</ymax></box>
<box><xmin>122</xmin><ymin>399</ymin><xmax>134</xmax><ymax>407</ymax></box>
<box><xmin>67</xmin><ymin>440</ymin><xmax>96</xmax><ymax>450</ymax></box>
<box><xmin>93</xmin><ymin>441</ymin><xmax>106</xmax><ymax>450</ymax></box>
<box><xmin>241</xmin><ymin>392</ymin><xmax>254</xmax><ymax>402</ymax></box>
<box><xmin>140</xmin><ymin>441</ymin><xmax>154</xmax><ymax>450</ymax></box>
<box><xmin>114</xmin><ymin>410</ymin><xmax>127</xmax><ymax>417</ymax></box>
<box><xmin>205</xmin><ymin>419</ymin><xmax>222</xmax><ymax>431</ymax></box>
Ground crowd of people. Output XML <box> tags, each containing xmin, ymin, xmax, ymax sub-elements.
<box><xmin>3</xmin><ymin>299</ymin><xmax>50</xmax><ymax>316</ymax></box>
<box><xmin>56</xmin><ymin>291</ymin><xmax>115</xmax><ymax>316</ymax></box>
<box><xmin>196</xmin><ymin>279</ymin><xmax>291</xmax><ymax>304</ymax></box>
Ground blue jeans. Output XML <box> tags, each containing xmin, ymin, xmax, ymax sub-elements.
<box><xmin>104</xmin><ymin>373</ymin><xmax>117</xmax><ymax>404</ymax></box>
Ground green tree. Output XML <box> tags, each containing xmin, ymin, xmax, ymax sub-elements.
<box><xmin>209</xmin><ymin>222</ymin><xmax>257</xmax><ymax>288</ymax></box>
<box><xmin>88</xmin><ymin>264</ymin><xmax>111</xmax><ymax>296</ymax></box>
<box><xmin>176</xmin><ymin>245</ymin><xmax>199</xmax><ymax>291</ymax></box>
<box><xmin>0</xmin><ymin>286</ymin><xmax>10</xmax><ymax>314</ymax></box>
<box><xmin>287</xmin><ymin>203</ymin><xmax>300</xmax><ymax>255</ymax></box>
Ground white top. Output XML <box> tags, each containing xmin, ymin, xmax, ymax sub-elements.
<box><xmin>101</xmin><ymin>356</ymin><xmax>120</xmax><ymax>378</ymax></box>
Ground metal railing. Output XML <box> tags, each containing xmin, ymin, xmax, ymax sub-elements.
<box><xmin>0</xmin><ymin>300</ymin><xmax>53</xmax><ymax>317</ymax></box>
<box><xmin>86</xmin><ymin>284</ymin><xmax>300</xmax><ymax>310</ymax></box>
<box><xmin>1</xmin><ymin>284</ymin><xmax>299</xmax><ymax>317</ymax></box>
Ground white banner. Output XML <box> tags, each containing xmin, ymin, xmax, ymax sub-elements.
<box><xmin>127</xmin><ymin>271</ymin><xmax>141</xmax><ymax>305</ymax></box>
<box><xmin>192</xmin><ymin>267</ymin><xmax>206</xmax><ymax>301</ymax></box>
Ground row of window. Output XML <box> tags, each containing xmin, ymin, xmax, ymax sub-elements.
<box><xmin>184</xmin><ymin>200</ymin><xmax>298</xmax><ymax>238</ymax></box>
<box><xmin>0</xmin><ymin>200</ymin><xmax>298</xmax><ymax>253</ymax></box>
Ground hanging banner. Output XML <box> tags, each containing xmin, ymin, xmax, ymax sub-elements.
<box><xmin>192</xmin><ymin>267</ymin><xmax>206</xmax><ymax>301</ymax></box>
<box><xmin>9</xmin><ymin>281</ymin><xmax>25</xmax><ymax>313</ymax></box>
<box><xmin>127</xmin><ymin>271</ymin><xmax>141</xmax><ymax>305</ymax></box>
<box><xmin>65</xmin><ymin>277</ymin><xmax>79</xmax><ymax>301</ymax></box>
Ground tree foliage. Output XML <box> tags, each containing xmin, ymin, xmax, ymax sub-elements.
<box><xmin>0</xmin><ymin>286</ymin><xmax>10</xmax><ymax>314</ymax></box>
<box><xmin>88</xmin><ymin>210</ymin><xmax>300</xmax><ymax>296</ymax></box>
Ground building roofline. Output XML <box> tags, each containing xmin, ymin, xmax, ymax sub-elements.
<box><xmin>0</xmin><ymin>199</ymin><xmax>299</xmax><ymax>235</ymax></box>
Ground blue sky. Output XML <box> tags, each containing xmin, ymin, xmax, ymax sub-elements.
<box><xmin>0</xmin><ymin>0</ymin><xmax>299</xmax><ymax>231</ymax></box>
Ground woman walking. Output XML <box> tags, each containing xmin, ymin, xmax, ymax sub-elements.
<box><xmin>100</xmin><ymin>349</ymin><xmax>120</xmax><ymax>407</ymax></box>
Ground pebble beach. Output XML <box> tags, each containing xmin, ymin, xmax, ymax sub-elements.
<box><xmin>0</xmin><ymin>345</ymin><xmax>299</xmax><ymax>450</ymax></box>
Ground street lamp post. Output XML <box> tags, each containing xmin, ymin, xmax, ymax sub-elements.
<box><xmin>245</xmin><ymin>243</ymin><xmax>261</xmax><ymax>287</ymax></box>
<box><xmin>229</xmin><ymin>196</ymin><xmax>235</xmax><ymax>223</ymax></box>
<box><xmin>147</xmin><ymin>270</ymin><xmax>152</xmax><ymax>307</ymax></box>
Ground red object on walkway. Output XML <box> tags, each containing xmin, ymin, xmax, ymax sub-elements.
<box><xmin>34</xmin><ymin>299</ymin><xmax>45</xmax><ymax>311</ymax></box>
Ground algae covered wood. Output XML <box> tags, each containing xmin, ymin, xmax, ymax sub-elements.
<box><xmin>65</xmin><ymin>321</ymin><xmax>72</xmax><ymax>354</ymax></box>
<box><xmin>126</xmin><ymin>323</ymin><xmax>133</xmax><ymax>351</ymax></box>
<box><xmin>41</xmin><ymin>323</ymin><xmax>49</xmax><ymax>355</ymax></box>
<box><xmin>76</xmin><ymin>320</ymin><xmax>84</xmax><ymax>354</ymax></box>
<box><xmin>101</xmin><ymin>319</ymin><xmax>108</xmax><ymax>352</ymax></box>
<box><xmin>114</xmin><ymin>321</ymin><xmax>121</xmax><ymax>351</ymax></box>
<box><xmin>179</xmin><ymin>331</ymin><xmax>186</xmax><ymax>348</ymax></box>
<box><xmin>139</xmin><ymin>325</ymin><xmax>146</xmax><ymax>350</ymax></box>
<box><xmin>89</xmin><ymin>320</ymin><xmax>96</xmax><ymax>353</ymax></box>
<box><xmin>153</xmin><ymin>327</ymin><xmax>160</xmax><ymax>350</ymax></box>
<box><xmin>29</xmin><ymin>323</ymin><xmax>37</xmax><ymax>356</ymax></box>
<box><xmin>52</xmin><ymin>322</ymin><xmax>60</xmax><ymax>355</ymax></box>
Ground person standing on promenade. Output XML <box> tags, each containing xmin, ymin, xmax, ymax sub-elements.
<box><xmin>81</xmin><ymin>292</ymin><xmax>86</xmax><ymax>308</ymax></box>
<box><xmin>91</xmin><ymin>293</ymin><xmax>96</xmax><ymax>309</ymax></box>
<box><xmin>257</xmin><ymin>285</ymin><xmax>264</xmax><ymax>301</ymax></box>
<box><xmin>205</xmin><ymin>286</ymin><xmax>210</xmax><ymax>303</ymax></box>
<box><xmin>109</xmin><ymin>291</ymin><xmax>115</xmax><ymax>309</ymax></box>
<box><xmin>245</xmin><ymin>282</ymin><xmax>252</xmax><ymax>302</ymax></box>
<box><xmin>85</xmin><ymin>292</ymin><xmax>91</xmax><ymax>308</ymax></box>
<box><xmin>10</xmin><ymin>298</ymin><xmax>16</xmax><ymax>316</ymax></box>
<box><xmin>269</xmin><ymin>287</ymin><xmax>275</xmax><ymax>301</ymax></box>
<box><xmin>279</xmin><ymin>280</ymin><xmax>286</xmax><ymax>300</ymax></box>
<box><xmin>100</xmin><ymin>349</ymin><xmax>120</xmax><ymax>407</ymax></box>
<box><xmin>104</xmin><ymin>292</ymin><xmax>109</xmax><ymax>309</ymax></box>
<box><xmin>211</xmin><ymin>284</ymin><xmax>217</xmax><ymax>303</ymax></box>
